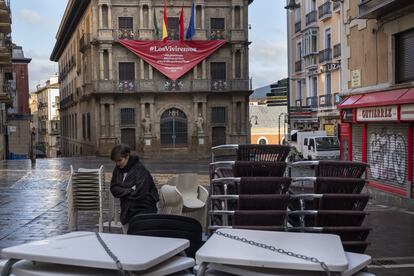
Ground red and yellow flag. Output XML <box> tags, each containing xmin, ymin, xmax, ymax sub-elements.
<box><xmin>162</xmin><ymin>0</ymin><xmax>168</xmax><ymax>42</ymax></box>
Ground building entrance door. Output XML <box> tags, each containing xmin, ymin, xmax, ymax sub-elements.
<box><xmin>160</xmin><ymin>108</ymin><xmax>188</xmax><ymax>147</ymax></box>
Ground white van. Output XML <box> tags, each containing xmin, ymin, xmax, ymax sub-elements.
<box><xmin>290</xmin><ymin>131</ymin><xmax>340</xmax><ymax>160</ymax></box>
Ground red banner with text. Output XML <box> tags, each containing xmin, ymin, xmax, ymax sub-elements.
<box><xmin>119</xmin><ymin>40</ymin><xmax>226</xmax><ymax>80</ymax></box>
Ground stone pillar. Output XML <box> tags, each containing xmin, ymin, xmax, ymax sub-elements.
<box><xmin>240</xmin><ymin>47</ymin><xmax>245</xmax><ymax>78</ymax></box>
<box><xmin>232</xmin><ymin>49</ymin><xmax>236</xmax><ymax>79</ymax></box>
<box><xmin>140</xmin><ymin>59</ymin><xmax>145</xmax><ymax>79</ymax></box>
<box><xmin>240</xmin><ymin>7</ymin><xmax>244</xmax><ymax>27</ymax></box>
<box><xmin>149</xmin><ymin>65</ymin><xmax>153</xmax><ymax>80</ymax></box>
<box><xmin>240</xmin><ymin>100</ymin><xmax>246</xmax><ymax>134</ymax></box>
<box><xmin>99</xmin><ymin>4</ymin><xmax>103</xmax><ymax>29</ymax></box>
<box><xmin>108</xmin><ymin>48</ymin><xmax>113</xmax><ymax>80</ymax></box>
<box><xmin>140</xmin><ymin>5</ymin><xmax>144</xmax><ymax>28</ymax></box>
<box><xmin>100</xmin><ymin>104</ymin><xmax>106</xmax><ymax>137</ymax></box>
<box><xmin>201</xmin><ymin>6</ymin><xmax>205</xmax><ymax>29</ymax></box>
<box><xmin>108</xmin><ymin>5</ymin><xmax>112</xmax><ymax>29</ymax></box>
<box><xmin>202</xmin><ymin>60</ymin><xmax>206</xmax><ymax>79</ymax></box>
<box><xmin>140</xmin><ymin>102</ymin><xmax>146</xmax><ymax>120</ymax></box>
<box><xmin>99</xmin><ymin>50</ymin><xmax>104</xmax><ymax>80</ymax></box>
<box><xmin>193</xmin><ymin>66</ymin><xmax>198</xmax><ymax>79</ymax></box>
<box><xmin>232</xmin><ymin>102</ymin><xmax>237</xmax><ymax>135</ymax></box>
<box><xmin>231</xmin><ymin>6</ymin><xmax>235</xmax><ymax>29</ymax></box>
<box><xmin>150</xmin><ymin>103</ymin><xmax>155</xmax><ymax>128</ymax></box>
<box><xmin>109</xmin><ymin>103</ymin><xmax>115</xmax><ymax>137</ymax></box>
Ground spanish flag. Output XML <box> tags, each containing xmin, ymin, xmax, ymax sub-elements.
<box><xmin>162</xmin><ymin>0</ymin><xmax>168</xmax><ymax>42</ymax></box>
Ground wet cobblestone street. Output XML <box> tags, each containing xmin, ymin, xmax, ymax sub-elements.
<box><xmin>0</xmin><ymin>157</ymin><xmax>413</xmax><ymax>275</ymax></box>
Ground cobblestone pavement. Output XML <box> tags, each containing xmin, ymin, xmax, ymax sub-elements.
<box><xmin>0</xmin><ymin>158</ymin><xmax>413</xmax><ymax>275</ymax></box>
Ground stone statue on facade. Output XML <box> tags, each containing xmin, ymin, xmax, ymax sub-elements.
<box><xmin>142</xmin><ymin>114</ymin><xmax>152</xmax><ymax>135</ymax></box>
<box><xmin>195</xmin><ymin>113</ymin><xmax>204</xmax><ymax>135</ymax></box>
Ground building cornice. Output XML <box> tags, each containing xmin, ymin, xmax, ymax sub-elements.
<box><xmin>50</xmin><ymin>0</ymin><xmax>90</xmax><ymax>61</ymax></box>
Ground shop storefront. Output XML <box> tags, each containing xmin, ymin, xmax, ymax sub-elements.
<box><xmin>338</xmin><ymin>88</ymin><xmax>414</xmax><ymax>199</ymax></box>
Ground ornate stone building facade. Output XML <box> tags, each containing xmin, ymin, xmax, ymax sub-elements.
<box><xmin>51</xmin><ymin>0</ymin><xmax>252</xmax><ymax>157</ymax></box>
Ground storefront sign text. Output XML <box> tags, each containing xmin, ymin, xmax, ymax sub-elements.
<box><xmin>356</xmin><ymin>105</ymin><xmax>398</xmax><ymax>122</ymax></box>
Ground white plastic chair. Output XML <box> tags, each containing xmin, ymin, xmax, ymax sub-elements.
<box><xmin>67</xmin><ymin>165</ymin><xmax>105</xmax><ymax>232</ymax></box>
<box><xmin>158</xmin><ymin>184</ymin><xmax>184</xmax><ymax>215</ymax></box>
<box><xmin>174</xmin><ymin>173</ymin><xmax>209</xmax><ymax>228</ymax></box>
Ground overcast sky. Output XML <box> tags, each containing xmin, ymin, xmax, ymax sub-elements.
<box><xmin>11</xmin><ymin>0</ymin><xmax>287</xmax><ymax>91</ymax></box>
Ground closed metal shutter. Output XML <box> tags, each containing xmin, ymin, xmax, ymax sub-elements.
<box><xmin>367</xmin><ymin>123</ymin><xmax>408</xmax><ymax>188</ymax></box>
<box><xmin>352</xmin><ymin>124</ymin><xmax>363</xmax><ymax>162</ymax></box>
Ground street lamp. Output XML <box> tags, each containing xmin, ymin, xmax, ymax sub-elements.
<box><xmin>278</xmin><ymin>112</ymin><xmax>288</xmax><ymax>144</ymax></box>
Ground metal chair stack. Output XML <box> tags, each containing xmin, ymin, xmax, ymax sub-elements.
<box><xmin>288</xmin><ymin>160</ymin><xmax>371</xmax><ymax>253</ymax></box>
<box><xmin>208</xmin><ymin>144</ymin><xmax>291</xmax><ymax>234</ymax></box>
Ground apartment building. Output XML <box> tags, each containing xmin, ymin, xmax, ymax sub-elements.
<box><xmin>337</xmin><ymin>0</ymin><xmax>414</xmax><ymax>203</ymax></box>
<box><xmin>7</xmin><ymin>45</ymin><xmax>31</xmax><ymax>159</ymax></box>
<box><xmin>0</xmin><ymin>0</ymin><xmax>12</xmax><ymax>159</ymax></box>
<box><xmin>50</xmin><ymin>0</ymin><xmax>253</xmax><ymax>157</ymax></box>
<box><xmin>287</xmin><ymin>0</ymin><xmax>342</xmax><ymax>136</ymax></box>
<box><xmin>35</xmin><ymin>77</ymin><xmax>60</xmax><ymax>158</ymax></box>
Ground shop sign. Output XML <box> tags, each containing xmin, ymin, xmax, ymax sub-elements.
<box><xmin>351</xmin><ymin>69</ymin><xmax>361</xmax><ymax>88</ymax></box>
<box><xmin>356</xmin><ymin>105</ymin><xmax>398</xmax><ymax>122</ymax></box>
<box><xmin>400</xmin><ymin>104</ymin><xmax>414</xmax><ymax>121</ymax></box>
<box><xmin>341</xmin><ymin>109</ymin><xmax>353</xmax><ymax>122</ymax></box>
<box><xmin>307</xmin><ymin>62</ymin><xmax>341</xmax><ymax>76</ymax></box>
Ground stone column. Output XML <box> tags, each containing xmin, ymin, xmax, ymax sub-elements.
<box><xmin>149</xmin><ymin>65</ymin><xmax>153</xmax><ymax>80</ymax></box>
<box><xmin>100</xmin><ymin>104</ymin><xmax>106</xmax><ymax>137</ymax></box>
<box><xmin>201</xmin><ymin>6</ymin><xmax>205</xmax><ymax>29</ymax></box>
<box><xmin>109</xmin><ymin>103</ymin><xmax>115</xmax><ymax>137</ymax></box>
<box><xmin>140</xmin><ymin>5</ymin><xmax>144</xmax><ymax>28</ymax></box>
<box><xmin>202</xmin><ymin>60</ymin><xmax>206</xmax><ymax>79</ymax></box>
<box><xmin>231</xmin><ymin>6</ymin><xmax>235</xmax><ymax>29</ymax></box>
<box><xmin>108</xmin><ymin>48</ymin><xmax>113</xmax><ymax>80</ymax></box>
<box><xmin>140</xmin><ymin>102</ymin><xmax>146</xmax><ymax>120</ymax></box>
<box><xmin>108</xmin><ymin>5</ymin><xmax>112</xmax><ymax>29</ymax></box>
<box><xmin>99</xmin><ymin>50</ymin><xmax>104</xmax><ymax>80</ymax></box>
<box><xmin>193</xmin><ymin>66</ymin><xmax>198</xmax><ymax>79</ymax></box>
<box><xmin>240</xmin><ymin>47</ymin><xmax>245</xmax><ymax>78</ymax></box>
<box><xmin>232</xmin><ymin>102</ymin><xmax>237</xmax><ymax>135</ymax></box>
<box><xmin>240</xmin><ymin>100</ymin><xmax>246</xmax><ymax>134</ymax></box>
<box><xmin>140</xmin><ymin>59</ymin><xmax>145</xmax><ymax>79</ymax></box>
<box><xmin>240</xmin><ymin>7</ymin><xmax>244</xmax><ymax>27</ymax></box>
<box><xmin>232</xmin><ymin>49</ymin><xmax>236</xmax><ymax>79</ymax></box>
<box><xmin>99</xmin><ymin>4</ymin><xmax>103</xmax><ymax>29</ymax></box>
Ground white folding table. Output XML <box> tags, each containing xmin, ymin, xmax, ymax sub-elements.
<box><xmin>196</xmin><ymin>228</ymin><xmax>372</xmax><ymax>276</ymax></box>
<box><xmin>0</xmin><ymin>231</ymin><xmax>191</xmax><ymax>276</ymax></box>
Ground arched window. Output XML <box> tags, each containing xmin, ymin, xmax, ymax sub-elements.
<box><xmin>257</xmin><ymin>137</ymin><xmax>268</xmax><ymax>145</ymax></box>
<box><xmin>160</xmin><ymin>108</ymin><xmax>188</xmax><ymax>147</ymax></box>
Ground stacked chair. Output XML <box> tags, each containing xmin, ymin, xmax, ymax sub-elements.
<box><xmin>288</xmin><ymin>160</ymin><xmax>371</xmax><ymax>253</ymax></box>
<box><xmin>208</xmin><ymin>144</ymin><xmax>291</xmax><ymax>234</ymax></box>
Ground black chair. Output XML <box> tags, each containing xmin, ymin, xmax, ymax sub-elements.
<box><xmin>127</xmin><ymin>214</ymin><xmax>203</xmax><ymax>258</ymax></box>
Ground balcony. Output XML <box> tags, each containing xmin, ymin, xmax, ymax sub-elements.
<box><xmin>305</xmin><ymin>11</ymin><xmax>317</xmax><ymax>26</ymax></box>
<box><xmin>210</xmin><ymin>29</ymin><xmax>226</xmax><ymax>40</ymax></box>
<box><xmin>333</xmin><ymin>44</ymin><xmax>341</xmax><ymax>59</ymax></box>
<box><xmin>117</xmin><ymin>28</ymin><xmax>135</xmax><ymax>40</ymax></box>
<box><xmin>295</xmin><ymin>99</ymin><xmax>302</xmax><ymax>107</ymax></box>
<box><xmin>319</xmin><ymin>93</ymin><xmax>333</xmax><ymax>108</ymax></box>
<box><xmin>319</xmin><ymin>48</ymin><xmax>332</xmax><ymax>63</ymax></box>
<box><xmin>295</xmin><ymin>60</ymin><xmax>302</xmax><ymax>72</ymax></box>
<box><xmin>230</xmin><ymin>29</ymin><xmax>246</xmax><ymax>41</ymax></box>
<box><xmin>93</xmin><ymin>79</ymin><xmax>250</xmax><ymax>93</ymax></box>
<box><xmin>304</xmin><ymin>53</ymin><xmax>318</xmax><ymax>69</ymax></box>
<box><xmin>334</xmin><ymin>93</ymin><xmax>342</xmax><ymax>105</ymax></box>
<box><xmin>79</xmin><ymin>33</ymin><xmax>91</xmax><ymax>53</ymax></box>
<box><xmin>318</xmin><ymin>2</ymin><xmax>332</xmax><ymax>20</ymax></box>
<box><xmin>194</xmin><ymin>29</ymin><xmax>207</xmax><ymax>40</ymax></box>
<box><xmin>359</xmin><ymin>0</ymin><xmax>412</xmax><ymax>19</ymax></box>
<box><xmin>137</xmin><ymin>29</ymin><xmax>153</xmax><ymax>40</ymax></box>
<box><xmin>59</xmin><ymin>94</ymin><xmax>74</xmax><ymax>110</ymax></box>
<box><xmin>295</xmin><ymin>21</ymin><xmax>301</xmax><ymax>33</ymax></box>
<box><xmin>306</xmin><ymin>96</ymin><xmax>318</xmax><ymax>108</ymax></box>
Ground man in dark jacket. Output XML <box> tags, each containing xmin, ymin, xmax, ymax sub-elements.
<box><xmin>110</xmin><ymin>144</ymin><xmax>159</xmax><ymax>233</ymax></box>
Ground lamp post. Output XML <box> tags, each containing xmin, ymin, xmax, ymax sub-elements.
<box><xmin>278</xmin><ymin>112</ymin><xmax>288</xmax><ymax>144</ymax></box>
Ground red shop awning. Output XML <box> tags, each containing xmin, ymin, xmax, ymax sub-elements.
<box><xmin>337</xmin><ymin>87</ymin><xmax>414</xmax><ymax>109</ymax></box>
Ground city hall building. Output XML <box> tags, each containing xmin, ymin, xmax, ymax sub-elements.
<box><xmin>51</xmin><ymin>0</ymin><xmax>252</xmax><ymax>157</ymax></box>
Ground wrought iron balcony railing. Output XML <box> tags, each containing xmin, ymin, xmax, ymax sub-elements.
<box><xmin>319</xmin><ymin>93</ymin><xmax>333</xmax><ymax>107</ymax></box>
<box><xmin>295</xmin><ymin>21</ymin><xmax>301</xmax><ymax>33</ymax></box>
<box><xmin>319</xmin><ymin>48</ymin><xmax>332</xmax><ymax>63</ymax></box>
<box><xmin>306</xmin><ymin>96</ymin><xmax>318</xmax><ymax>108</ymax></box>
<box><xmin>318</xmin><ymin>1</ymin><xmax>332</xmax><ymax>19</ymax></box>
<box><xmin>295</xmin><ymin>60</ymin><xmax>302</xmax><ymax>72</ymax></box>
<box><xmin>305</xmin><ymin>11</ymin><xmax>317</xmax><ymax>26</ymax></box>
